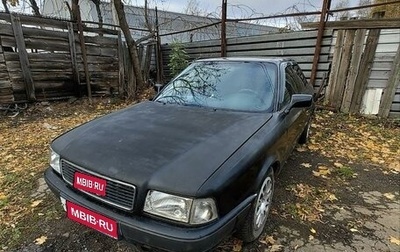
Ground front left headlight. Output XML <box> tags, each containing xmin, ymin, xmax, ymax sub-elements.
<box><xmin>144</xmin><ymin>190</ymin><xmax>218</xmax><ymax>225</ymax></box>
<box><xmin>50</xmin><ymin>148</ymin><xmax>61</xmax><ymax>174</ymax></box>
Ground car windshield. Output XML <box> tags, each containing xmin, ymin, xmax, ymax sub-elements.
<box><xmin>155</xmin><ymin>61</ymin><xmax>277</xmax><ymax>112</ymax></box>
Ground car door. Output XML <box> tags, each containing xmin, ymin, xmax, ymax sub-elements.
<box><xmin>280</xmin><ymin>64</ymin><xmax>307</xmax><ymax>157</ymax></box>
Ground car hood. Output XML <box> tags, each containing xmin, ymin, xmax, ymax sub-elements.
<box><xmin>52</xmin><ymin>101</ymin><xmax>272</xmax><ymax>196</ymax></box>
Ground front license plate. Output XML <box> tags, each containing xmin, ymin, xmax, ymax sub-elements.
<box><xmin>66</xmin><ymin>201</ymin><xmax>118</xmax><ymax>239</ymax></box>
<box><xmin>74</xmin><ymin>172</ymin><xmax>107</xmax><ymax>196</ymax></box>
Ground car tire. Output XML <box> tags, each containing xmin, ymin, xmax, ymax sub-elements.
<box><xmin>298</xmin><ymin>121</ymin><xmax>311</xmax><ymax>144</ymax></box>
<box><xmin>236</xmin><ymin>168</ymin><xmax>275</xmax><ymax>243</ymax></box>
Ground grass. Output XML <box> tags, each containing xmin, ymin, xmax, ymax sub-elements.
<box><xmin>335</xmin><ymin>166</ymin><xmax>355</xmax><ymax>179</ymax></box>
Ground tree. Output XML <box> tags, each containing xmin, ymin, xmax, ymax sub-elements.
<box><xmin>28</xmin><ymin>0</ymin><xmax>40</xmax><ymax>16</ymax></box>
<box><xmin>184</xmin><ymin>0</ymin><xmax>203</xmax><ymax>15</ymax></box>
<box><xmin>357</xmin><ymin>0</ymin><xmax>372</xmax><ymax>17</ymax></box>
<box><xmin>168</xmin><ymin>42</ymin><xmax>189</xmax><ymax>77</ymax></box>
<box><xmin>333</xmin><ymin>0</ymin><xmax>350</xmax><ymax>20</ymax></box>
<box><xmin>113</xmin><ymin>0</ymin><xmax>145</xmax><ymax>98</ymax></box>
<box><xmin>90</xmin><ymin>0</ymin><xmax>103</xmax><ymax>33</ymax></box>
<box><xmin>1</xmin><ymin>0</ymin><xmax>40</xmax><ymax>16</ymax></box>
<box><xmin>373</xmin><ymin>0</ymin><xmax>400</xmax><ymax>17</ymax></box>
<box><xmin>2</xmin><ymin>0</ymin><xmax>9</xmax><ymax>13</ymax></box>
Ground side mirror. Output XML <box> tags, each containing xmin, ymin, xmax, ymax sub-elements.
<box><xmin>285</xmin><ymin>94</ymin><xmax>313</xmax><ymax>113</ymax></box>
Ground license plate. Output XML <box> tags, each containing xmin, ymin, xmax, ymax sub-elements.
<box><xmin>74</xmin><ymin>172</ymin><xmax>107</xmax><ymax>196</ymax></box>
<box><xmin>66</xmin><ymin>201</ymin><xmax>118</xmax><ymax>239</ymax></box>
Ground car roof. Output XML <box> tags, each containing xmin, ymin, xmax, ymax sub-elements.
<box><xmin>195</xmin><ymin>57</ymin><xmax>295</xmax><ymax>64</ymax></box>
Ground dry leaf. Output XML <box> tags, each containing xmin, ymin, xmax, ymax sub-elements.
<box><xmin>334</xmin><ymin>162</ymin><xmax>343</xmax><ymax>168</ymax></box>
<box><xmin>0</xmin><ymin>193</ymin><xmax>7</xmax><ymax>200</ymax></box>
<box><xmin>389</xmin><ymin>236</ymin><xmax>400</xmax><ymax>246</ymax></box>
<box><xmin>270</xmin><ymin>244</ymin><xmax>284</xmax><ymax>252</ymax></box>
<box><xmin>35</xmin><ymin>236</ymin><xmax>47</xmax><ymax>245</ymax></box>
<box><xmin>296</xmin><ymin>147</ymin><xmax>307</xmax><ymax>152</ymax></box>
<box><xmin>300</xmin><ymin>163</ymin><xmax>312</xmax><ymax>168</ymax></box>
<box><xmin>264</xmin><ymin>235</ymin><xmax>276</xmax><ymax>245</ymax></box>
<box><xmin>310</xmin><ymin>228</ymin><xmax>316</xmax><ymax>234</ymax></box>
<box><xmin>328</xmin><ymin>193</ymin><xmax>338</xmax><ymax>201</ymax></box>
<box><xmin>383</xmin><ymin>193</ymin><xmax>395</xmax><ymax>200</ymax></box>
<box><xmin>232</xmin><ymin>239</ymin><xmax>242</xmax><ymax>252</ymax></box>
<box><xmin>31</xmin><ymin>200</ymin><xmax>43</xmax><ymax>208</ymax></box>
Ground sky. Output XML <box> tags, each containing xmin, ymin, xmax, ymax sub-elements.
<box><xmin>149</xmin><ymin>0</ymin><xmax>362</xmax><ymax>17</ymax></box>
<box><xmin>1</xmin><ymin>0</ymin><xmax>365</xmax><ymax>20</ymax></box>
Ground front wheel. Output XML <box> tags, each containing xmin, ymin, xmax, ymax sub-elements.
<box><xmin>236</xmin><ymin>168</ymin><xmax>275</xmax><ymax>242</ymax></box>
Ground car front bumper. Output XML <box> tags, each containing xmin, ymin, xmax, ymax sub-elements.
<box><xmin>44</xmin><ymin>167</ymin><xmax>254</xmax><ymax>252</ymax></box>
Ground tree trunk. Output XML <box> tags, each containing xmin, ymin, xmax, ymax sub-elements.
<box><xmin>91</xmin><ymin>0</ymin><xmax>103</xmax><ymax>36</ymax></box>
<box><xmin>2</xmin><ymin>0</ymin><xmax>9</xmax><ymax>13</ymax></box>
<box><xmin>113</xmin><ymin>0</ymin><xmax>145</xmax><ymax>96</ymax></box>
<box><xmin>71</xmin><ymin>0</ymin><xmax>79</xmax><ymax>22</ymax></box>
<box><xmin>28</xmin><ymin>0</ymin><xmax>41</xmax><ymax>16</ymax></box>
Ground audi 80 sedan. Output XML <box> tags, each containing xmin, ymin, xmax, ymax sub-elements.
<box><xmin>45</xmin><ymin>57</ymin><xmax>314</xmax><ymax>251</ymax></box>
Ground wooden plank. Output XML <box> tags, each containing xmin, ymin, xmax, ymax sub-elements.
<box><xmin>325</xmin><ymin>30</ymin><xmax>345</xmax><ymax>106</ymax></box>
<box><xmin>0</xmin><ymin>12</ymin><xmax>69</xmax><ymax>30</ymax></box>
<box><xmin>82</xmin><ymin>26</ymin><xmax>119</xmax><ymax>36</ymax></box>
<box><xmin>23</xmin><ymin>27</ymin><xmax>69</xmax><ymax>40</ymax></box>
<box><xmin>118</xmin><ymin>32</ymin><xmax>125</xmax><ymax>95</ymax></box>
<box><xmin>341</xmin><ymin>29</ymin><xmax>366</xmax><ymax>113</ymax></box>
<box><xmin>350</xmin><ymin>27</ymin><xmax>382</xmax><ymax>113</ymax></box>
<box><xmin>0</xmin><ymin>24</ymin><xmax>13</xmax><ymax>36</ymax></box>
<box><xmin>25</xmin><ymin>38</ymin><xmax>69</xmax><ymax>51</ymax></box>
<box><xmin>68</xmin><ymin>22</ymin><xmax>80</xmax><ymax>96</ymax></box>
<box><xmin>332</xmin><ymin>29</ymin><xmax>355</xmax><ymax>109</ymax></box>
<box><xmin>301</xmin><ymin>18</ymin><xmax>400</xmax><ymax>30</ymax></box>
<box><xmin>10</xmin><ymin>14</ymin><xmax>35</xmax><ymax>101</ymax></box>
<box><xmin>80</xmin><ymin>46</ymin><xmax>118</xmax><ymax>57</ymax></box>
<box><xmin>76</xmin><ymin>9</ymin><xmax>92</xmax><ymax>101</ymax></box>
<box><xmin>84</xmin><ymin>36</ymin><xmax>118</xmax><ymax>46</ymax></box>
<box><xmin>143</xmin><ymin>44</ymin><xmax>153</xmax><ymax>81</ymax></box>
<box><xmin>379</xmin><ymin>44</ymin><xmax>400</xmax><ymax>117</ymax></box>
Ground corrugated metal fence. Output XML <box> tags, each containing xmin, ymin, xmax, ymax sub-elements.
<box><xmin>161</xmin><ymin>30</ymin><xmax>333</xmax><ymax>89</ymax></box>
<box><xmin>161</xmin><ymin>27</ymin><xmax>400</xmax><ymax>117</ymax></box>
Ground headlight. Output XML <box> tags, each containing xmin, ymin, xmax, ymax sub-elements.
<box><xmin>144</xmin><ymin>190</ymin><xmax>218</xmax><ymax>225</ymax></box>
<box><xmin>50</xmin><ymin>149</ymin><xmax>61</xmax><ymax>174</ymax></box>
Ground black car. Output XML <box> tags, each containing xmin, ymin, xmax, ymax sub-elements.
<box><xmin>45</xmin><ymin>57</ymin><xmax>314</xmax><ymax>251</ymax></box>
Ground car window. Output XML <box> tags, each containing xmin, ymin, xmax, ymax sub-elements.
<box><xmin>155</xmin><ymin>61</ymin><xmax>278</xmax><ymax>112</ymax></box>
<box><xmin>282</xmin><ymin>66</ymin><xmax>298</xmax><ymax>107</ymax></box>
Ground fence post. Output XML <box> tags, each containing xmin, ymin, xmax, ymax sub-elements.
<box><xmin>341</xmin><ymin>29</ymin><xmax>366</xmax><ymax>113</ymax></box>
<box><xmin>332</xmin><ymin>29</ymin><xmax>355</xmax><ymax>110</ymax></box>
<box><xmin>76</xmin><ymin>5</ymin><xmax>92</xmax><ymax>103</ymax></box>
<box><xmin>350</xmin><ymin>12</ymin><xmax>384</xmax><ymax>113</ymax></box>
<box><xmin>220</xmin><ymin>0</ymin><xmax>227</xmax><ymax>57</ymax></box>
<box><xmin>325</xmin><ymin>30</ymin><xmax>345</xmax><ymax>106</ymax></box>
<box><xmin>67</xmin><ymin>22</ymin><xmax>81</xmax><ymax>97</ymax></box>
<box><xmin>10</xmin><ymin>13</ymin><xmax>36</xmax><ymax>101</ymax></box>
<box><xmin>118</xmin><ymin>32</ymin><xmax>125</xmax><ymax>96</ymax></box>
<box><xmin>310</xmin><ymin>0</ymin><xmax>331</xmax><ymax>86</ymax></box>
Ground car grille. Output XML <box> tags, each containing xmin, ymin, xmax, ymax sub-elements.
<box><xmin>61</xmin><ymin>159</ymin><xmax>136</xmax><ymax>211</ymax></box>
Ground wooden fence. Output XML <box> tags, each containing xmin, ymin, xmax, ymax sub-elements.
<box><xmin>324</xmin><ymin>27</ymin><xmax>400</xmax><ymax>118</ymax></box>
<box><xmin>161</xmin><ymin>29</ymin><xmax>333</xmax><ymax>89</ymax></box>
<box><xmin>0</xmin><ymin>12</ymin><xmax>154</xmax><ymax>103</ymax></box>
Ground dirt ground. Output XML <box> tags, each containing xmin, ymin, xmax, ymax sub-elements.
<box><xmin>0</xmin><ymin>98</ymin><xmax>399</xmax><ymax>252</ymax></box>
